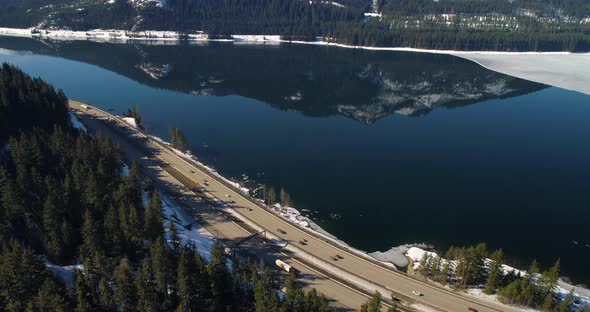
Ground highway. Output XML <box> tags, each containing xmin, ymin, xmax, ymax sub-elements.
<box><xmin>70</xmin><ymin>100</ymin><xmax>520</xmax><ymax>312</ymax></box>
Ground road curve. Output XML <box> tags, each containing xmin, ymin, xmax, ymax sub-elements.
<box><xmin>70</xmin><ymin>100</ymin><xmax>521</xmax><ymax>312</ymax></box>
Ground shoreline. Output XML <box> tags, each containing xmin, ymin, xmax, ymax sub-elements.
<box><xmin>2</xmin><ymin>26</ymin><xmax>589</xmax><ymax>95</ymax></box>
<box><xmin>145</xmin><ymin>124</ymin><xmax>590</xmax><ymax>310</ymax></box>
<box><xmin>1</xmin><ymin>27</ymin><xmax>588</xmax><ymax>55</ymax></box>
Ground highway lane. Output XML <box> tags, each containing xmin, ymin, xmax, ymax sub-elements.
<box><xmin>70</xmin><ymin>101</ymin><xmax>398</xmax><ymax>311</ymax></box>
<box><xmin>70</xmin><ymin>100</ymin><xmax>520</xmax><ymax>312</ymax></box>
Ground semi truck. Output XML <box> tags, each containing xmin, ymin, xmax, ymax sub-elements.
<box><xmin>275</xmin><ymin>259</ymin><xmax>297</xmax><ymax>274</ymax></box>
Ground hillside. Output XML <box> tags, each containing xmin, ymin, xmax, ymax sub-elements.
<box><xmin>0</xmin><ymin>0</ymin><xmax>590</xmax><ymax>51</ymax></box>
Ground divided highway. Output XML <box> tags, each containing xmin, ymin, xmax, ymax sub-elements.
<box><xmin>70</xmin><ymin>100</ymin><xmax>520</xmax><ymax>312</ymax></box>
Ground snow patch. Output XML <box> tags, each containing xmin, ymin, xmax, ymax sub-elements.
<box><xmin>45</xmin><ymin>261</ymin><xmax>84</xmax><ymax>287</ymax></box>
<box><xmin>161</xmin><ymin>193</ymin><xmax>215</xmax><ymax>261</ymax></box>
<box><xmin>122</xmin><ymin>117</ymin><xmax>138</xmax><ymax>128</ymax></box>
<box><xmin>69</xmin><ymin>112</ymin><xmax>87</xmax><ymax>132</ymax></box>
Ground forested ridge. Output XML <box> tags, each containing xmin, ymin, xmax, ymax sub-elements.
<box><xmin>1</xmin><ymin>0</ymin><xmax>590</xmax><ymax>51</ymax></box>
<box><xmin>0</xmin><ymin>63</ymin><xmax>336</xmax><ymax>311</ymax></box>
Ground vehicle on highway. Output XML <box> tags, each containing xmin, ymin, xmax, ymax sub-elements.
<box><xmin>298</xmin><ymin>239</ymin><xmax>307</xmax><ymax>245</ymax></box>
<box><xmin>412</xmin><ymin>291</ymin><xmax>422</xmax><ymax>296</ymax></box>
<box><xmin>190</xmin><ymin>170</ymin><xmax>195</xmax><ymax>173</ymax></box>
<box><xmin>330</xmin><ymin>256</ymin><xmax>339</xmax><ymax>261</ymax></box>
<box><xmin>336</xmin><ymin>254</ymin><xmax>343</xmax><ymax>259</ymax></box>
<box><xmin>468</xmin><ymin>308</ymin><xmax>478</xmax><ymax>312</ymax></box>
<box><xmin>225</xmin><ymin>194</ymin><xmax>231</xmax><ymax>198</ymax></box>
<box><xmin>275</xmin><ymin>259</ymin><xmax>297</xmax><ymax>274</ymax></box>
<box><xmin>277</xmin><ymin>228</ymin><xmax>287</xmax><ymax>234</ymax></box>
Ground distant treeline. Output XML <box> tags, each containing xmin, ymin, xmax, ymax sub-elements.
<box><xmin>1</xmin><ymin>0</ymin><xmax>590</xmax><ymax>51</ymax></box>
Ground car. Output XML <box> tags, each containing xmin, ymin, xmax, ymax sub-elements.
<box><xmin>336</xmin><ymin>254</ymin><xmax>343</xmax><ymax>259</ymax></box>
<box><xmin>225</xmin><ymin>194</ymin><xmax>231</xmax><ymax>198</ymax></box>
<box><xmin>190</xmin><ymin>170</ymin><xmax>195</xmax><ymax>173</ymax></box>
<box><xmin>412</xmin><ymin>291</ymin><xmax>422</xmax><ymax>296</ymax></box>
<box><xmin>468</xmin><ymin>308</ymin><xmax>478</xmax><ymax>312</ymax></box>
<box><xmin>298</xmin><ymin>239</ymin><xmax>307</xmax><ymax>245</ymax></box>
<box><xmin>277</xmin><ymin>228</ymin><xmax>286</xmax><ymax>234</ymax></box>
<box><xmin>330</xmin><ymin>256</ymin><xmax>339</xmax><ymax>261</ymax></box>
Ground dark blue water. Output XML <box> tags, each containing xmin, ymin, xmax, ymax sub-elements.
<box><xmin>1</xmin><ymin>37</ymin><xmax>589</xmax><ymax>284</ymax></box>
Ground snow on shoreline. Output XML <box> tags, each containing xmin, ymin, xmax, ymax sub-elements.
<box><xmin>144</xmin><ymin>133</ymin><xmax>590</xmax><ymax>309</ymax></box>
<box><xmin>1</xmin><ymin>27</ymin><xmax>588</xmax><ymax>55</ymax></box>
<box><xmin>405</xmin><ymin>247</ymin><xmax>590</xmax><ymax>310</ymax></box>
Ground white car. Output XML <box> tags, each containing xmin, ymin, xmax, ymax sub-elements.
<box><xmin>412</xmin><ymin>291</ymin><xmax>422</xmax><ymax>296</ymax></box>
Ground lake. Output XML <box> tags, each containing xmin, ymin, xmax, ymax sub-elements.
<box><xmin>1</xmin><ymin>36</ymin><xmax>589</xmax><ymax>284</ymax></box>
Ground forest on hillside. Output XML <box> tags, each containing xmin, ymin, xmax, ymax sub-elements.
<box><xmin>0</xmin><ymin>63</ymin><xmax>341</xmax><ymax>311</ymax></box>
<box><xmin>0</xmin><ymin>0</ymin><xmax>590</xmax><ymax>51</ymax></box>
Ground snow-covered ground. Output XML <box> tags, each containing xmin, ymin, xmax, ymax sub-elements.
<box><xmin>451</xmin><ymin>53</ymin><xmax>590</xmax><ymax>95</ymax></box>
<box><xmin>45</xmin><ymin>260</ymin><xmax>84</xmax><ymax>287</ymax></box>
<box><xmin>69</xmin><ymin>112</ymin><xmax>87</xmax><ymax>132</ymax></box>
<box><xmin>121</xmin><ymin>116</ymin><xmax>138</xmax><ymax>128</ymax></box>
<box><xmin>161</xmin><ymin>193</ymin><xmax>215</xmax><ymax>261</ymax></box>
<box><xmin>405</xmin><ymin>246</ymin><xmax>590</xmax><ymax>310</ymax></box>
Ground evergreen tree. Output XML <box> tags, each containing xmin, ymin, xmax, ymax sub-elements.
<box><xmin>484</xmin><ymin>249</ymin><xmax>503</xmax><ymax>294</ymax></box>
<box><xmin>360</xmin><ymin>291</ymin><xmax>382</xmax><ymax>312</ymax></box>
<box><xmin>75</xmin><ymin>271</ymin><xmax>94</xmax><ymax>312</ymax></box>
<box><xmin>253</xmin><ymin>268</ymin><xmax>280</xmax><ymax>312</ymax></box>
<box><xmin>99</xmin><ymin>277</ymin><xmax>116</xmax><ymax>312</ymax></box>
<box><xmin>114</xmin><ymin>259</ymin><xmax>138</xmax><ymax>312</ymax></box>
<box><xmin>556</xmin><ymin>289</ymin><xmax>575</xmax><ymax>312</ymax></box>
<box><xmin>135</xmin><ymin>260</ymin><xmax>161</xmax><ymax>312</ymax></box>
<box><xmin>27</xmin><ymin>276</ymin><xmax>71</xmax><ymax>312</ymax></box>
<box><xmin>145</xmin><ymin>191</ymin><xmax>165</xmax><ymax>242</ymax></box>
<box><xmin>541</xmin><ymin>292</ymin><xmax>554</xmax><ymax>312</ymax></box>
<box><xmin>208</xmin><ymin>243</ymin><xmax>234</xmax><ymax>311</ymax></box>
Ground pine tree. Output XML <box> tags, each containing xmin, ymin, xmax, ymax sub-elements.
<box><xmin>114</xmin><ymin>259</ymin><xmax>137</xmax><ymax>312</ymax></box>
<box><xmin>208</xmin><ymin>243</ymin><xmax>233</xmax><ymax>311</ymax></box>
<box><xmin>484</xmin><ymin>249</ymin><xmax>503</xmax><ymax>295</ymax></box>
<box><xmin>556</xmin><ymin>289</ymin><xmax>574</xmax><ymax>312</ymax></box>
<box><xmin>135</xmin><ymin>260</ymin><xmax>160</xmax><ymax>312</ymax></box>
<box><xmin>253</xmin><ymin>269</ymin><xmax>280</xmax><ymax>312</ymax></box>
<box><xmin>264</xmin><ymin>186</ymin><xmax>277</xmax><ymax>206</ymax></box>
<box><xmin>145</xmin><ymin>191</ymin><xmax>164</xmax><ymax>242</ymax></box>
<box><xmin>176</xmin><ymin>247</ymin><xmax>196</xmax><ymax>311</ymax></box>
<box><xmin>27</xmin><ymin>276</ymin><xmax>71</xmax><ymax>312</ymax></box>
<box><xmin>80</xmin><ymin>209</ymin><xmax>103</xmax><ymax>272</ymax></box>
<box><xmin>360</xmin><ymin>291</ymin><xmax>382</xmax><ymax>312</ymax></box>
<box><xmin>541</xmin><ymin>292</ymin><xmax>554</xmax><ymax>312</ymax></box>
<box><xmin>149</xmin><ymin>238</ymin><xmax>176</xmax><ymax>310</ymax></box>
<box><xmin>75</xmin><ymin>272</ymin><xmax>94</xmax><ymax>312</ymax></box>
<box><xmin>283</xmin><ymin>270</ymin><xmax>306</xmax><ymax>312</ymax></box>
<box><xmin>279</xmin><ymin>187</ymin><xmax>293</xmax><ymax>207</ymax></box>
<box><xmin>540</xmin><ymin>259</ymin><xmax>560</xmax><ymax>294</ymax></box>
<box><xmin>99</xmin><ymin>277</ymin><xmax>115</xmax><ymax>311</ymax></box>
<box><xmin>168</xmin><ymin>220</ymin><xmax>180</xmax><ymax>251</ymax></box>
<box><xmin>42</xmin><ymin>192</ymin><xmax>64</xmax><ymax>262</ymax></box>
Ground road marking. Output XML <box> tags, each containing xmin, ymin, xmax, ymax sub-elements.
<box><xmin>70</xmin><ymin>101</ymin><xmax>511</xmax><ymax>312</ymax></box>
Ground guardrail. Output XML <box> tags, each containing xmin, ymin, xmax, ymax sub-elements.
<box><xmin>70</xmin><ymin>101</ymin><xmax>505</xmax><ymax>312</ymax></box>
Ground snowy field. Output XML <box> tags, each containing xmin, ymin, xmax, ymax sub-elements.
<box><xmin>451</xmin><ymin>53</ymin><xmax>590</xmax><ymax>95</ymax></box>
